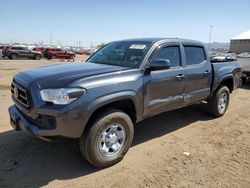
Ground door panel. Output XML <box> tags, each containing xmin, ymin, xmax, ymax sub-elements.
<box><xmin>143</xmin><ymin>68</ymin><xmax>185</xmax><ymax>117</ymax></box>
<box><xmin>183</xmin><ymin>46</ymin><xmax>212</xmax><ymax>104</ymax></box>
<box><xmin>18</xmin><ymin>48</ymin><xmax>28</xmax><ymax>57</ymax></box>
<box><xmin>55</xmin><ymin>49</ymin><xmax>63</xmax><ymax>57</ymax></box>
<box><xmin>143</xmin><ymin>44</ymin><xmax>185</xmax><ymax>117</ymax></box>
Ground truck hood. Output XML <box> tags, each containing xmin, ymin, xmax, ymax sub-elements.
<box><xmin>19</xmin><ymin>62</ymin><xmax>128</xmax><ymax>88</ymax></box>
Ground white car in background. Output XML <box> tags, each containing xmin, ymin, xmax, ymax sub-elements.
<box><xmin>210</xmin><ymin>53</ymin><xmax>237</xmax><ymax>62</ymax></box>
<box><xmin>237</xmin><ymin>52</ymin><xmax>250</xmax><ymax>58</ymax></box>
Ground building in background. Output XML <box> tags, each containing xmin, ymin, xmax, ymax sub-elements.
<box><xmin>230</xmin><ymin>30</ymin><xmax>250</xmax><ymax>53</ymax></box>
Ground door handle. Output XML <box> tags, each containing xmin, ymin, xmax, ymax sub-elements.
<box><xmin>176</xmin><ymin>74</ymin><xmax>185</xmax><ymax>80</ymax></box>
<box><xmin>203</xmin><ymin>70</ymin><xmax>210</xmax><ymax>76</ymax></box>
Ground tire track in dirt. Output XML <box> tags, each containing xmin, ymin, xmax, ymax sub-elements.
<box><xmin>0</xmin><ymin>84</ymin><xmax>11</xmax><ymax>90</ymax></box>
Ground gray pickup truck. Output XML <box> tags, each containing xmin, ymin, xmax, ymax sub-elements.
<box><xmin>9</xmin><ymin>38</ymin><xmax>242</xmax><ymax>167</ymax></box>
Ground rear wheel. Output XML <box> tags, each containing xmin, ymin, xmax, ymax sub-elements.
<box><xmin>10</xmin><ymin>53</ymin><xmax>18</xmax><ymax>60</ymax></box>
<box><xmin>207</xmin><ymin>85</ymin><xmax>230</xmax><ymax>117</ymax></box>
<box><xmin>80</xmin><ymin>108</ymin><xmax>134</xmax><ymax>168</ymax></box>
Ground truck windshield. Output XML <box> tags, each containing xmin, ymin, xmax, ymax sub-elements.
<box><xmin>87</xmin><ymin>41</ymin><xmax>151</xmax><ymax>68</ymax></box>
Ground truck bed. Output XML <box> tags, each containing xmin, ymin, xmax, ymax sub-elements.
<box><xmin>211</xmin><ymin>60</ymin><xmax>242</xmax><ymax>93</ymax></box>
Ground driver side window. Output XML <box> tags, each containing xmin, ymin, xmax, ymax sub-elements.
<box><xmin>152</xmin><ymin>46</ymin><xmax>181</xmax><ymax>67</ymax></box>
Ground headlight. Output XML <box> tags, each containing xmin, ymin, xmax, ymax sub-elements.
<box><xmin>40</xmin><ymin>88</ymin><xmax>86</xmax><ymax>105</ymax></box>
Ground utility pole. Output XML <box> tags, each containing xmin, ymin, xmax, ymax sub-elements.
<box><xmin>50</xmin><ymin>33</ymin><xmax>52</xmax><ymax>46</ymax></box>
<box><xmin>208</xmin><ymin>25</ymin><xmax>213</xmax><ymax>50</ymax></box>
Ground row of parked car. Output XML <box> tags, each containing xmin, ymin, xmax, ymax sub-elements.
<box><xmin>1</xmin><ymin>46</ymin><xmax>75</xmax><ymax>60</ymax></box>
<box><xmin>0</xmin><ymin>45</ymin><xmax>93</xmax><ymax>60</ymax></box>
<box><xmin>33</xmin><ymin>47</ymin><xmax>93</xmax><ymax>56</ymax></box>
<box><xmin>209</xmin><ymin>52</ymin><xmax>250</xmax><ymax>61</ymax></box>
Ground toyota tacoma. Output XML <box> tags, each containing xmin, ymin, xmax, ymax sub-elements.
<box><xmin>9</xmin><ymin>38</ymin><xmax>242</xmax><ymax>167</ymax></box>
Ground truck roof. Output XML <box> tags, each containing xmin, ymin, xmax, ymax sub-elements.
<box><xmin>117</xmin><ymin>38</ymin><xmax>204</xmax><ymax>46</ymax></box>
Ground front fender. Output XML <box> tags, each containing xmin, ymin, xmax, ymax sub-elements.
<box><xmin>80</xmin><ymin>90</ymin><xmax>142</xmax><ymax>135</ymax></box>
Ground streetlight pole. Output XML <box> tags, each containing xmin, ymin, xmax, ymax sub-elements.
<box><xmin>208</xmin><ymin>25</ymin><xmax>213</xmax><ymax>51</ymax></box>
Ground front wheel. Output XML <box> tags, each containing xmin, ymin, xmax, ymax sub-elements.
<box><xmin>80</xmin><ymin>109</ymin><xmax>134</xmax><ymax>168</ymax></box>
<box><xmin>34</xmin><ymin>54</ymin><xmax>41</xmax><ymax>60</ymax></box>
<box><xmin>10</xmin><ymin>53</ymin><xmax>18</xmax><ymax>60</ymax></box>
<box><xmin>207</xmin><ymin>85</ymin><xmax>230</xmax><ymax>117</ymax></box>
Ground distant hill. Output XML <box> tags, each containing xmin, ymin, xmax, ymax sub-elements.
<box><xmin>205</xmin><ymin>42</ymin><xmax>230</xmax><ymax>50</ymax></box>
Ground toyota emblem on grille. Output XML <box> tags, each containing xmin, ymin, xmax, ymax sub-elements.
<box><xmin>14</xmin><ymin>87</ymin><xmax>18</xmax><ymax>98</ymax></box>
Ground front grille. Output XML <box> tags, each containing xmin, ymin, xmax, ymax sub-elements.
<box><xmin>11</xmin><ymin>81</ymin><xmax>32</xmax><ymax>109</ymax></box>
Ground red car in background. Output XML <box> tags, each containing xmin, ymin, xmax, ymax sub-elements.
<box><xmin>44</xmin><ymin>48</ymin><xmax>75</xmax><ymax>59</ymax></box>
<box><xmin>33</xmin><ymin>47</ymin><xmax>44</xmax><ymax>53</ymax></box>
<box><xmin>82</xmin><ymin>50</ymin><xmax>92</xmax><ymax>55</ymax></box>
<box><xmin>75</xmin><ymin>49</ymin><xmax>91</xmax><ymax>55</ymax></box>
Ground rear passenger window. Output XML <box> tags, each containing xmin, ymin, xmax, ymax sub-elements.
<box><xmin>153</xmin><ymin>46</ymin><xmax>181</xmax><ymax>67</ymax></box>
<box><xmin>12</xmin><ymin>47</ymin><xmax>22</xmax><ymax>50</ymax></box>
<box><xmin>184</xmin><ymin>46</ymin><xmax>206</xmax><ymax>65</ymax></box>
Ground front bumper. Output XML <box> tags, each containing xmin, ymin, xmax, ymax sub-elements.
<box><xmin>9</xmin><ymin>105</ymin><xmax>48</xmax><ymax>140</ymax></box>
<box><xmin>8</xmin><ymin>104</ymin><xmax>88</xmax><ymax>140</ymax></box>
<box><xmin>9</xmin><ymin>73</ymin><xmax>92</xmax><ymax>140</ymax></box>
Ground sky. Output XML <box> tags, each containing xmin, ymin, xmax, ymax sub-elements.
<box><xmin>0</xmin><ymin>0</ymin><xmax>249</xmax><ymax>46</ymax></box>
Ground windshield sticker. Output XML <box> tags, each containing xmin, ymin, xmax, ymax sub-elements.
<box><xmin>129</xmin><ymin>44</ymin><xmax>146</xmax><ymax>49</ymax></box>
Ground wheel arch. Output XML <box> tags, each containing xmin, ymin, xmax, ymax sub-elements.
<box><xmin>213</xmin><ymin>73</ymin><xmax>234</xmax><ymax>91</ymax></box>
<box><xmin>87</xmin><ymin>91</ymin><xmax>140</xmax><ymax>121</ymax></box>
<box><xmin>220</xmin><ymin>78</ymin><xmax>234</xmax><ymax>93</ymax></box>
<box><xmin>82</xmin><ymin>91</ymin><xmax>141</xmax><ymax>135</ymax></box>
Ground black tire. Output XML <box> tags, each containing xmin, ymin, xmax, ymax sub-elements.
<box><xmin>34</xmin><ymin>54</ymin><xmax>41</xmax><ymax>60</ymax></box>
<box><xmin>10</xmin><ymin>53</ymin><xmax>18</xmax><ymax>60</ymax></box>
<box><xmin>80</xmin><ymin>108</ymin><xmax>134</xmax><ymax>168</ymax></box>
<box><xmin>207</xmin><ymin>85</ymin><xmax>230</xmax><ymax>117</ymax></box>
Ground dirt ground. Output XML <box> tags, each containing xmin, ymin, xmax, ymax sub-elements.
<box><xmin>0</xmin><ymin>56</ymin><xmax>250</xmax><ymax>188</ymax></box>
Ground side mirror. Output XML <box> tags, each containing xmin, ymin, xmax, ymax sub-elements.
<box><xmin>148</xmin><ymin>59</ymin><xmax>171</xmax><ymax>71</ymax></box>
